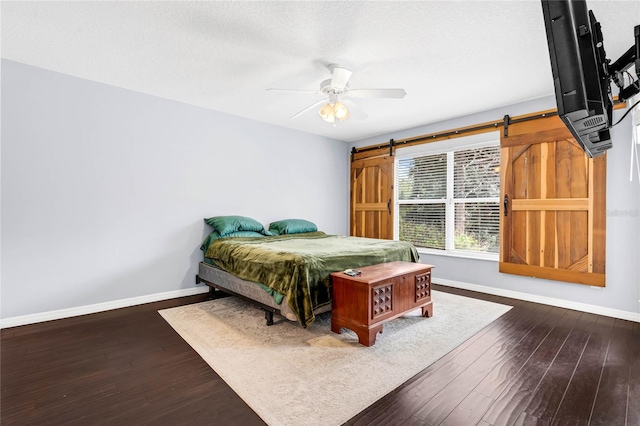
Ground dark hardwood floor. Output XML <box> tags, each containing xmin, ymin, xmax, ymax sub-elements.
<box><xmin>2</xmin><ymin>285</ymin><xmax>638</xmax><ymax>426</ymax></box>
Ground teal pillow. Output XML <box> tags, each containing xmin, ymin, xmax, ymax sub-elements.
<box><xmin>268</xmin><ymin>219</ymin><xmax>318</xmax><ymax>235</ymax></box>
<box><xmin>204</xmin><ymin>215</ymin><xmax>265</xmax><ymax>236</ymax></box>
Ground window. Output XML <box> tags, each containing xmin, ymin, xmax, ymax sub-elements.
<box><xmin>396</xmin><ymin>135</ymin><xmax>500</xmax><ymax>258</ymax></box>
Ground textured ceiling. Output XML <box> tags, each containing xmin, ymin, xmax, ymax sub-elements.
<box><xmin>2</xmin><ymin>1</ymin><xmax>639</xmax><ymax>142</ymax></box>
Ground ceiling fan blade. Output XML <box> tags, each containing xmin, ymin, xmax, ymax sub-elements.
<box><xmin>347</xmin><ymin>88</ymin><xmax>407</xmax><ymax>99</ymax></box>
<box><xmin>330</xmin><ymin>66</ymin><xmax>353</xmax><ymax>90</ymax></box>
<box><xmin>266</xmin><ymin>88</ymin><xmax>321</xmax><ymax>95</ymax></box>
<box><xmin>289</xmin><ymin>99</ymin><xmax>327</xmax><ymax>119</ymax></box>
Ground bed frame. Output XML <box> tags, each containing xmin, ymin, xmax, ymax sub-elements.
<box><xmin>196</xmin><ymin>262</ymin><xmax>331</xmax><ymax>326</ymax></box>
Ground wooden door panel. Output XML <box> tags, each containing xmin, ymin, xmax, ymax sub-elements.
<box><xmin>500</xmin><ymin>115</ymin><xmax>605</xmax><ymax>286</ymax></box>
<box><xmin>526</xmin><ymin>143</ymin><xmax>542</xmax><ymax>200</ymax></box>
<box><xmin>511</xmin><ymin>210</ymin><xmax>527</xmax><ymax>264</ymax></box>
<box><xmin>528</xmin><ymin>211</ymin><xmax>541</xmax><ymax>267</ymax></box>
<box><xmin>542</xmin><ymin>210</ymin><xmax>556</xmax><ymax>268</ymax></box>
<box><xmin>350</xmin><ymin>155</ymin><xmax>393</xmax><ymax>239</ymax></box>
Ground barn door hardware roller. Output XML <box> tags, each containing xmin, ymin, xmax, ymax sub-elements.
<box><xmin>503</xmin><ymin>115</ymin><xmax>510</xmax><ymax>137</ymax></box>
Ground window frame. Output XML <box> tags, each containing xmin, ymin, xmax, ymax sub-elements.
<box><xmin>394</xmin><ymin>132</ymin><xmax>501</xmax><ymax>261</ymax></box>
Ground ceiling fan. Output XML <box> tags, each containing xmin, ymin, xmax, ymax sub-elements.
<box><xmin>266</xmin><ymin>64</ymin><xmax>407</xmax><ymax>123</ymax></box>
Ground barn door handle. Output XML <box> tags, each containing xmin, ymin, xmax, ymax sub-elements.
<box><xmin>387</xmin><ymin>199</ymin><xmax>391</xmax><ymax>214</ymax></box>
<box><xmin>503</xmin><ymin>195</ymin><xmax>509</xmax><ymax>216</ymax></box>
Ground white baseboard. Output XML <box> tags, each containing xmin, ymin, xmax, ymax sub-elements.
<box><xmin>0</xmin><ymin>287</ymin><xmax>210</xmax><ymax>329</ymax></box>
<box><xmin>434</xmin><ymin>277</ymin><xmax>640</xmax><ymax>323</ymax></box>
<box><xmin>4</xmin><ymin>279</ymin><xmax>638</xmax><ymax>329</ymax></box>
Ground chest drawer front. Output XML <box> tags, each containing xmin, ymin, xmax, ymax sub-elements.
<box><xmin>415</xmin><ymin>272</ymin><xmax>431</xmax><ymax>302</ymax></box>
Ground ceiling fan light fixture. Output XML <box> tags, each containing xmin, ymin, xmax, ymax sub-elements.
<box><xmin>318</xmin><ymin>101</ymin><xmax>349</xmax><ymax>123</ymax></box>
<box><xmin>334</xmin><ymin>101</ymin><xmax>349</xmax><ymax>120</ymax></box>
<box><xmin>319</xmin><ymin>103</ymin><xmax>335</xmax><ymax>122</ymax></box>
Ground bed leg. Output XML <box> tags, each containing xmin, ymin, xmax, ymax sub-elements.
<box><xmin>264</xmin><ymin>310</ymin><xmax>274</xmax><ymax>326</ymax></box>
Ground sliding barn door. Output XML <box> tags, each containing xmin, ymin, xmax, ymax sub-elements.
<box><xmin>351</xmin><ymin>155</ymin><xmax>394</xmax><ymax>239</ymax></box>
<box><xmin>500</xmin><ymin>115</ymin><xmax>606</xmax><ymax>286</ymax></box>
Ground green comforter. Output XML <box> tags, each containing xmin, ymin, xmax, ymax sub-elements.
<box><xmin>205</xmin><ymin>232</ymin><xmax>419</xmax><ymax>327</ymax></box>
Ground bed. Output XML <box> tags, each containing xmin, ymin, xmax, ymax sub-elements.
<box><xmin>196</xmin><ymin>217</ymin><xmax>419</xmax><ymax>327</ymax></box>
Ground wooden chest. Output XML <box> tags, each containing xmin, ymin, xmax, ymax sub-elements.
<box><xmin>330</xmin><ymin>261</ymin><xmax>434</xmax><ymax>346</ymax></box>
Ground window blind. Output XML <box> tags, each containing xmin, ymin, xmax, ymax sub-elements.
<box><xmin>453</xmin><ymin>146</ymin><xmax>500</xmax><ymax>253</ymax></box>
<box><xmin>397</xmin><ymin>153</ymin><xmax>447</xmax><ymax>200</ymax></box>
<box><xmin>397</xmin><ymin>143</ymin><xmax>500</xmax><ymax>255</ymax></box>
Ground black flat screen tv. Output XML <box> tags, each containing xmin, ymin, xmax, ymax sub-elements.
<box><xmin>541</xmin><ymin>0</ymin><xmax>613</xmax><ymax>157</ymax></box>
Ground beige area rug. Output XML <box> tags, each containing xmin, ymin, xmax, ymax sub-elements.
<box><xmin>159</xmin><ymin>290</ymin><xmax>511</xmax><ymax>426</ymax></box>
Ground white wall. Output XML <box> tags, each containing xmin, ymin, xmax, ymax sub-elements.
<box><xmin>352</xmin><ymin>97</ymin><xmax>640</xmax><ymax>319</ymax></box>
<box><xmin>4</xmin><ymin>59</ymin><xmax>638</xmax><ymax>323</ymax></box>
<box><xmin>1</xmin><ymin>60</ymin><xmax>349</xmax><ymax>320</ymax></box>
